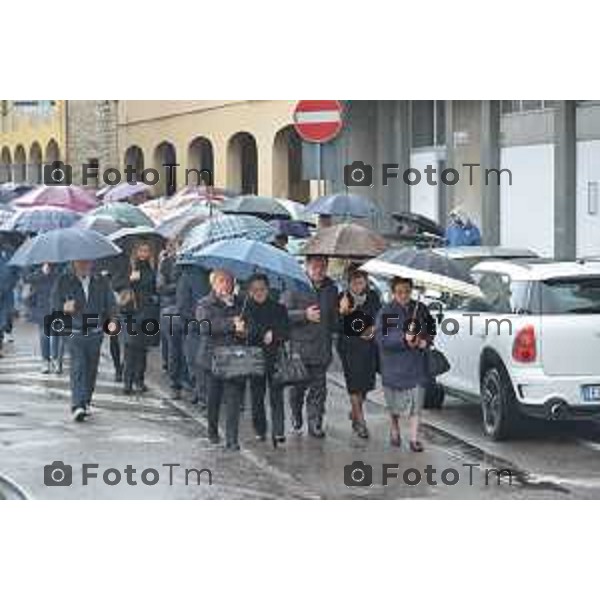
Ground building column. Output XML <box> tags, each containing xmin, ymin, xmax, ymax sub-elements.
<box><xmin>440</xmin><ymin>100</ymin><xmax>455</xmax><ymax>225</ymax></box>
<box><xmin>375</xmin><ymin>100</ymin><xmax>410</xmax><ymax>232</ymax></box>
<box><xmin>554</xmin><ymin>100</ymin><xmax>577</xmax><ymax>260</ymax></box>
<box><xmin>480</xmin><ymin>100</ymin><xmax>501</xmax><ymax>245</ymax></box>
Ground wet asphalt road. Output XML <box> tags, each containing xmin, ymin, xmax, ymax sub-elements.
<box><xmin>2</xmin><ymin>320</ymin><xmax>600</xmax><ymax>499</ymax></box>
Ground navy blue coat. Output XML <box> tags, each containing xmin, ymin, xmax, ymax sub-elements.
<box><xmin>0</xmin><ymin>250</ymin><xmax>18</xmax><ymax>331</ymax></box>
<box><xmin>375</xmin><ymin>300</ymin><xmax>436</xmax><ymax>391</ymax></box>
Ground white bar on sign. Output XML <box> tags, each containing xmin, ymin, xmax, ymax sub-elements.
<box><xmin>294</xmin><ymin>110</ymin><xmax>340</xmax><ymax>124</ymax></box>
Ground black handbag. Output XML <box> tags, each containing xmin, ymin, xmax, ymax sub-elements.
<box><xmin>428</xmin><ymin>348</ymin><xmax>450</xmax><ymax>377</ymax></box>
<box><xmin>272</xmin><ymin>343</ymin><xmax>309</xmax><ymax>387</ymax></box>
<box><xmin>211</xmin><ymin>345</ymin><xmax>265</xmax><ymax>379</ymax></box>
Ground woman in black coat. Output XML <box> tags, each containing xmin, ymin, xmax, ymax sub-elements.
<box><xmin>245</xmin><ymin>274</ymin><xmax>290</xmax><ymax>446</ymax></box>
<box><xmin>337</xmin><ymin>269</ymin><xmax>381</xmax><ymax>439</ymax></box>
<box><xmin>120</xmin><ymin>242</ymin><xmax>158</xmax><ymax>394</ymax></box>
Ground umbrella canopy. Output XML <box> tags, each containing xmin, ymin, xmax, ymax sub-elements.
<box><xmin>155</xmin><ymin>203</ymin><xmax>213</xmax><ymax>239</ymax></box>
<box><xmin>1</xmin><ymin>206</ymin><xmax>81</xmax><ymax>233</ymax></box>
<box><xmin>91</xmin><ymin>202</ymin><xmax>154</xmax><ymax>228</ymax></box>
<box><xmin>392</xmin><ymin>212</ymin><xmax>444</xmax><ymax>237</ymax></box>
<box><xmin>220</xmin><ymin>195</ymin><xmax>292</xmax><ymax>219</ymax></box>
<box><xmin>180</xmin><ymin>238</ymin><xmax>311</xmax><ymax>292</ymax></box>
<box><xmin>275</xmin><ymin>199</ymin><xmax>316</xmax><ymax>225</ymax></box>
<box><xmin>108</xmin><ymin>226</ymin><xmax>166</xmax><ymax>257</ymax></box>
<box><xmin>305</xmin><ymin>193</ymin><xmax>377</xmax><ymax>218</ymax></box>
<box><xmin>138</xmin><ymin>195</ymin><xmax>220</xmax><ymax>222</ymax></box>
<box><xmin>9</xmin><ymin>227</ymin><xmax>122</xmax><ymax>267</ymax></box>
<box><xmin>0</xmin><ymin>183</ymin><xmax>36</xmax><ymax>204</ymax></box>
<box><xmin>361</xmin><ymin>247</ymin><xmax>483</xmax><ymax>298</ymax></box>
<box><xmin>180</xmin><ymin>214</ymin><xmax>276</xmax><ymax>255</ymax></box>
<box><xmin>301</xmin><ymin>223</ymin><xmax>387</xmax><ymax>258</ymax></box>
<box><xmin>174</xmin><ymin>185</ymin><xmax>234</xmax><ymax>202</ymax></box>
<box><xmin>12</xmin><ymin>185</ymin><xmax>97</xmax><ymax>213</ymax></box>
<box><xmin>74</xmin><ymin>214</ymin><xmax>122</xmax><ymax>236</ymax></box>
<box><xmin>271</xmin><ymin>219</ymin><xmax>312</xmax><ymax>239</ymax></box>
<box><xmin>102</xmin><ymin>181</ymin><xmax>151</xmax><ymax>203</ymax></box>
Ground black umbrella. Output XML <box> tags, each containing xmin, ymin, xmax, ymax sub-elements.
<box><xmin>392</xmin><ymin>212</ymin><xmax>445</xmax><ymax>237</ymax></box>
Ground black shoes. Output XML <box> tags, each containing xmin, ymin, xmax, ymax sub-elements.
<box><xmin>308</xmin><ymin>424</ymin><xmax>326</xmax><ymax>439</ymax></box>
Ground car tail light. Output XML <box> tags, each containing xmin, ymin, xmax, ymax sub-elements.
<box><xmin>512</xmin><ymin>325</ymin><xmax>536</xmax><ymax>363</ymax></box>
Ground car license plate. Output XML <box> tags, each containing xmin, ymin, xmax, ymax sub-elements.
<box><xmin>582</xmin><ymin>385</ymin><xmax>600</xmax><ymax>402</ymax></box>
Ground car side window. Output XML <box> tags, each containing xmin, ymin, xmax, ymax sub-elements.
<box><xmin>471</xmin><ymin>272</ymin><xmax>513</xmax><ymax>313</ymax></box>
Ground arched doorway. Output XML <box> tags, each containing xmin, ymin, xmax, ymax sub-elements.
<box><xmin>187</xmin><ymin>137</ymin><xmax>214</xmax><ymax>186</ymax></box>
<box><xmin>46</xmin><ymin>139</ymin><xmax>60</xmax><ymax>165</ymax></box>
<box><xmin>272</xmin><ymin>125</ymin><xmax>310</xmax><ymax>201</ymax></box>
<box><xmin>29</xmin><ymin>142</ymin><xmax>43</xmax><ymax>184</ymax></box>
<box><xmin>153</xmin><ymin>141</ymin><xmax>177</xmax><ymax>196</ymax></box>
<box><xmin>14</xmin><ymin>145</ymin><xmax>27</xmax><ymax>183</ymax></box>
<box><xmin>0</xmin><ymin>147</ymin><xmax>11</xmax><ymax>183</ymax></box>
<box><xmin>227</xmin><ymin>132</ymin><xmax>258</xmax><ymax>194</ymax></box>
<box><xmin>124</xmin><ymin>145</ymin><xmax>145</xmax><ymax>181</ymax></box>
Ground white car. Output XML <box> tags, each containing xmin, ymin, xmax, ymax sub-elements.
<box><xmin>434</xmin><ymin>259</ymin><xmax>600</xmax><ymax>440</ymax></box>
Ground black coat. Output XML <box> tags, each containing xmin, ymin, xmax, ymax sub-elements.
<box><xmin>245</xmin><ymin>298</ymin><xmax>290</xmax><ymax>368</ymax></box>
<box><xmin>194</xmin><ymin>292</ymin><xmax>245</xmax><ymax>371</ymax></box>
<box><xmin>157</xmin><ymin>253</ymin><xmax>179</xmax><ymax>305</ymax></box>
<box><xmin>337</xmin><ymin>289</ymin><xmax>381</xmax><ymax>394</ymax></box>
<box><xmin>282</xmin><ymin>276</ymin><xmax>338</xmax><ymax>367</ymax></box>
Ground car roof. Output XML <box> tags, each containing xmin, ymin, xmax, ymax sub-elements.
<box><xmin>432</xmin><ymin>246</ymin><xmax>539</xmax><ymax>259</ymax></box>
<box><xmin>472</xmin><ymin>258</ymin><xmax>600</xmax><ymax>280</ymax></box>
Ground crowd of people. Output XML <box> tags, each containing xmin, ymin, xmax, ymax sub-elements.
<box><xmin>0</xmin><ymin>237</ymin><xmax>439</xmax><ymax>453</ymax></box>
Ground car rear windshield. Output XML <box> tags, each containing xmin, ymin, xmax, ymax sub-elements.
<box><xmin>539</xmin><ymin>277</ymin><xmax>600</xmax><ymax>314</ymax></box>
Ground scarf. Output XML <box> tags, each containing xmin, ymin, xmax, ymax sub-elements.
<box><xmin>348</xmin><ymin>288</ymin><xmax>367</xmax><ymax>308</ymax></box>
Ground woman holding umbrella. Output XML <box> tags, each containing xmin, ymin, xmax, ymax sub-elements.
<box><xmin>119</xmin><ymin>241</ymin><xmax>159</xmax><ymax>394</ymax></box>
<box><xmin>337</xmin><ymin>268</ymin><xmax>381</xmax><ymax>439</ymax></box>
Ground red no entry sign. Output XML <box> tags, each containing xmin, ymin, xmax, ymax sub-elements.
<box><xmin>293</xmin><ymin>100</ymin><xmax>343</xmax><ymax>143</ymax></box>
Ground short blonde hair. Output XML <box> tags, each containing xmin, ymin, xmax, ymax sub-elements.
<box><xmin>209</xmin><ymin>269</ymin><xmax>233</xmax><ymax>286</ymax></box>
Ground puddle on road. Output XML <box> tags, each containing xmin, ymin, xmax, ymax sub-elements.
<box><xmin>422</xmin><ymin>423</ymin><xmax>571</xmax><ymax>494</ymax></box>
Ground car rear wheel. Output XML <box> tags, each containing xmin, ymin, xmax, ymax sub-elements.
<box><xmin>480</xmin><ymin>366</ymin><xmax>520</xmax><ymax>440</ymax></box>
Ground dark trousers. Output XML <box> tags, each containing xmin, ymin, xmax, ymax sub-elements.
<box><xmin>250</xmin><ymin>372</ymin><xmax>285</xmax><ymax>439</ymax></box>
<box><xmin>185</xmin><ymin>334</ymin><xmax>205</xmax><ymax>401</ymax></box>
<box><xmin>109</xmin><ymin>334</ymin><xmax>121</xmax><ymax>375</ymax></box>
<box><xmin>206</xmin><ymin>371</ymin><xmax>246</xmax><ymax>446</ymax></box>
<box><xmin>289</xmin><ymin>364</ymin><xmax>328</xmax><ymax>429</ymax></box>
<box><xmin>69</xmin><ymin>332</ymin><xmax>103</xmax><ymax>410</ymax></box>
<box><xmin>167</xmin><ymin>323</ymin><xmax>188</xmax><ymax>390</ymax></box>
<box><xmin>123</xmin><ymin>342</ymin><xmax>147</xmax><ymax>389</ymax></box>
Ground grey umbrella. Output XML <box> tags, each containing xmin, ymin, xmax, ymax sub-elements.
<box><xmin>9</xmin><ymin>227</ymin><xmax>122</xmax><ymax>267</ymax></box>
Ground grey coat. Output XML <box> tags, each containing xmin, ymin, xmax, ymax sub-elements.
<box><xmin>282</xmin><ymin>276</ymin><xmax>339</xmax><ymax>367</ymax></box>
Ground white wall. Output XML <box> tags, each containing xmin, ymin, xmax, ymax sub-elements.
<box><xmin>576</xmin><ymin>140</ymin><xmax>600</xmax><ymax>258</ymax></box>
<box><xmin>410</xmin><ymin>150</ymin><xmax>440</xmax><ymax>221</ymax></box>
<box><xmin>500</xmin><ymin>144</ymin><xmax>554</xmax><ymax>257</ymax></box>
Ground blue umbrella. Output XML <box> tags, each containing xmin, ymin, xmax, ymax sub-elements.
<box><xmin>179</xmin><ymin>214</ymin><xmax>276</xmax><ymax>255</ymax></box>
<box><xmin>156</xmin><ymin>204</ymin><xmax>214</xmax><ymax>239</ymax></box>
<box><xmin>305</xmin><ymin>193</ymin><xmax>377</xmax><ymax>218</ymax></box>
<box><xmin>75</xmin><ymin>214</ymin><xmax>121</xmax><ymax>235</ymax></box>
<box><xmin>179</xmin><ymin>238</ymin><xmax>312</xmax><ymax>292</ymax></box>
<box><xmin>1</xmin><ymin>206</ymin><xmax>81</xmax><ymax>233</ymax></box>
<box><xmin>9</xmin><ymin>227</ymin><xmax>122</xmax><ymax>266</ymax></box>
<box><xmin>271</xmin><ymin>219</ymin><xmax>311</xmax><ymax>239</ymax></box>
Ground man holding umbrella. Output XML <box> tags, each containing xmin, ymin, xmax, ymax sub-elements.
<box><xmin>51</xmin><ymin>260</ymin><xmax>116</xmax><ymax>421</ymax></box>
<box><xmin>10</xmin><ymin>228</ymin><xmax>121</xmax><ymax>422</ymax></box>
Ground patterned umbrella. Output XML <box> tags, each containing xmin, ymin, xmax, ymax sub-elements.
<box><xmin>301</xmin><ymin>223</ymin><xmax>387</xmax><ymax>258</ymax></box>
<box><xmin>305</xmin><ymin>193</ymin><xmax>377</xmax><ymax>218</ymax></box>
<box><xmin>74</xmin><ymin>214</ymin><xmax>122</xmax><ymax>236</ymax></box>
<box><xmin>179</xmin><ymin>214</ymin><xmax>276</xmax><ymax>256</ymax></box>
<box><xmin>9</xmin><ymin>228</ymin><xmax>122</xmax><ymax>266</ymax></box>
<box><xmin>220</xmin><ymin>195</ymin><xmax>292</xmax><ymax>219</ymax></box>
<box><xmin>102</xmin><ymin>181</ymin><xmax>151</xmax><ymax>203</ymax></box>
<box><xmin>361</xmin><ymin>247</ymin><xmax>484</xmax><ymax>298</ymax></box>
<box><xmin>275</xmin><ymin>198</ymin><xmax>316</xmax><ymax>225</ymax></box>
<box><xmin>156</xmin><ymin>204</ymin><xmax>214</xmax><ymax>239</ymax></box>
<box><xmin>108</xmin><ymin>226</ymin><xmax>166</xmax><ymax>257</ymax></box>
<box><xmin>179</xmin><ymin>238</ymin><xmax>311</xmax><ymax>292</ymax></box>
<box><xmin>91</xmin><ymin>202</ymin><xmax>154</xmax><ymax>228</ymax></box>
<box><xmin>12</xmin><ymin>185</ymin><xmax>98</xmax><ymax>213</ymax></box>
<box><xmin>1</xmin><ymin>206</ymin><xmax>81</xmax><ymax>233</ymax></box>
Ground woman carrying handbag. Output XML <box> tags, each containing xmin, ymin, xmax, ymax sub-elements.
<box><xmin>245</xmin><ymin>274</ymin><xmax>290</xmax><ymax>446</ymax></box>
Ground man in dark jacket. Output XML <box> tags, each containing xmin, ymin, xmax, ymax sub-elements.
<box><xmin>374</xmin><ymin>276</ymin><xmax>436</xmax><ymax>451</ymax></box>
<box><xmin>176</xmin><ymin>264</ymin><xmax>210</xmax><ymax>403</ymax></box>
<box><xmin>51</xmin><ymin>260</ymin><xmax>116</xmax><ymax>422</ymax></box>
<box><xmin>195</xmin><ymin>269</ymin><xmax>246</xmax><ymax>450</ymax></box>
<box><xmin>282</xmin><ymin>255</ymin><xmax>338</xmax><ymax>437</ymax></box>
<box><xmin>157</xmin><ymin>241</ymin><xmax>180</xmax><ymax>371</ymax></box>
